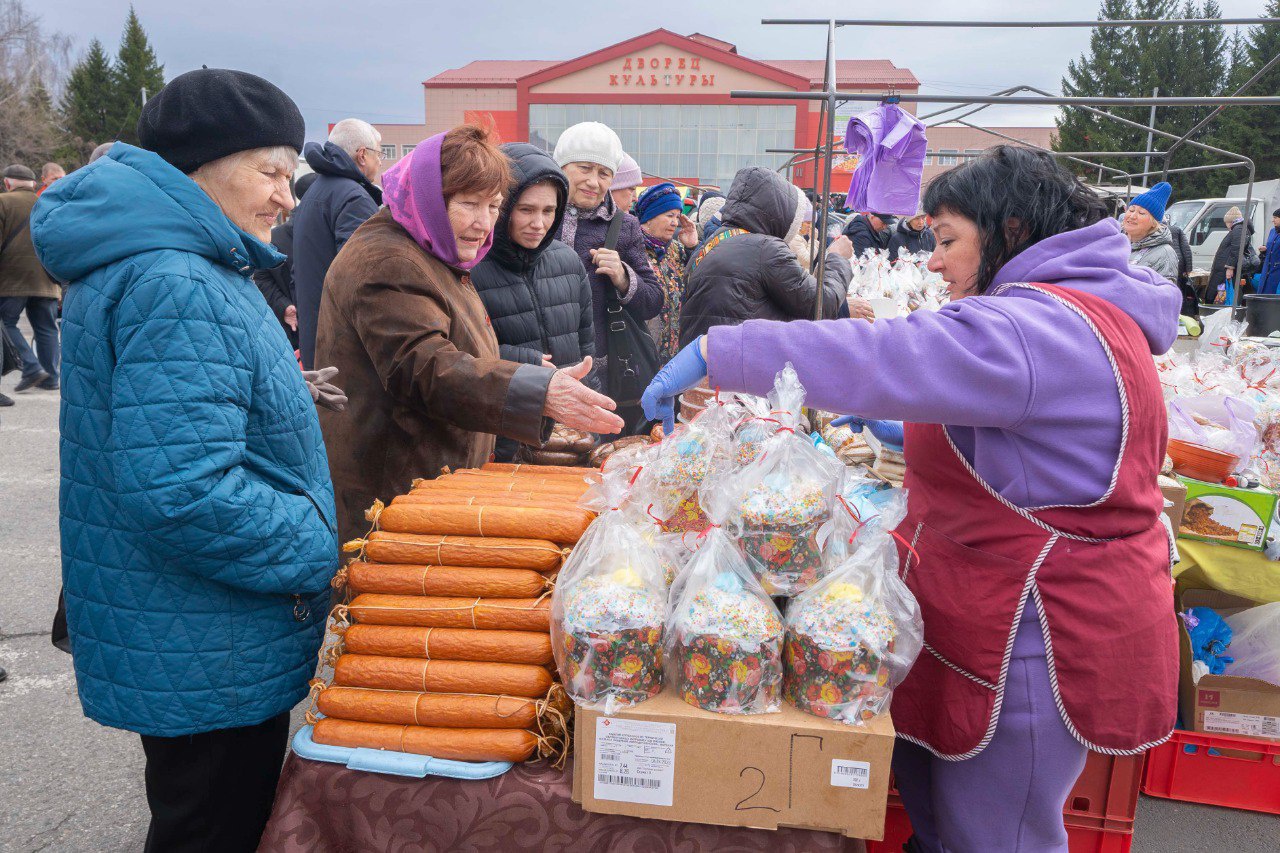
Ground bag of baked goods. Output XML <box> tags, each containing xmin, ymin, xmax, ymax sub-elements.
<box><xmin>731</xmin><ymin>367</ymin><xmax>808</xmax><ymax>467</ymax></box>
<box><xmin>631</xmin><ymin>397</ymin><xmax>741</xmax><ymax>534</ymax></box>
<box><xmin>552</xmin><ymin>471</ymin><xmax>667</xmax><ymax>711</ymax></box>
<box><xmin>666</xmin><ymin>526</ymin><xmax>784</xmax><ymax>714</ymax></box>
<box><xmin>824</xmin><ymin>473</ymin><xmax>909</xmax><ymax>567</ymax></box>
<box><xmin>705</xmin><ymin>369</ymin><xmax>844</xmax><ymax>597</ymax></box>
<box><xmin>784</xmin><ymin>534</ymin><xmax>922</xmax><ymax>725</ymax></box>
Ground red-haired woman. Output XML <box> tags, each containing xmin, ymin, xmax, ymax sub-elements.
<box><xmin>317</xmin><ymin>125</ymin><xmax>622</xmax><ymax>541</ymax></box>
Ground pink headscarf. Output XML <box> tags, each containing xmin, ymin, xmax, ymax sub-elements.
<box><xmin>381</xmin><ymin>131</ymin><xmax>494</xmax><ymax>270</ymax></box>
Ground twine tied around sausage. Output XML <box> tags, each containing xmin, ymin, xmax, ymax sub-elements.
<box><xmin>342</xmin><ymin>591</ymin><xmax>554</xmax><ymax>628</ymax></box>
<box><xmin>344</xmin><ymin>534</ymin><xmax>568</xmax><ymax>572</ymax></box>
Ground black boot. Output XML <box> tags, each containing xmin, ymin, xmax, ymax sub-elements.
<box><xmin>0</xmin><ymin>666</ymin><xmax>8</xmax><ymax>683</ymax></box>
<box><xmin>0</xmin><ymin>392</ymin><xmax>13</xmax><ymax>407</ymax></box>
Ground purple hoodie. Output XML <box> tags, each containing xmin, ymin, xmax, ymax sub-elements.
<box><xmin>708</xmin><ymin>218</ymin><xmax>1180</xmax><ymax>508</ymax></box>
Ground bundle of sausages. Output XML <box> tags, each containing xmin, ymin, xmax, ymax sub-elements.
<box><xmin>313</xmin><ymin>465</ymin><xmax>590</xmax><ymax>764</ymax></box>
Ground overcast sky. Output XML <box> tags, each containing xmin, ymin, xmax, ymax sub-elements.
<box><xmin>39</xmin><ymin>0</ymin><xmax>1271</xmax><ymax>141</ymax></box>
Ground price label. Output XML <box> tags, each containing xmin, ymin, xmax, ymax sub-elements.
<box><xmin>830</xmin><ymin>759</ymin><xmax>871</xmax><ymax>790</ymax></box>
<box><xmin>594</xmin><ymin>718</ymin><xmax>676</xmax><ymax>806</ymax></box>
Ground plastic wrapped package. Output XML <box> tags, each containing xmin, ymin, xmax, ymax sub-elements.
<box><xmin>731</xmin><ymin>370</ymin><xmax>805</xmax><ymax>468</ymax></box>
<box><xmin>552</xmin><ymin>502</ymin><xmax>667</xmax><ymax>711</ymax></box>
<box><xmin>784</xmin><ymin>536</ymin><xmax>922</xmax><ymax>724</ymax></box>
<box><xmin>707</xmin><ymin>368</ymin><xmax>844</xmax><ymax>596</ymax></box>
<box><xmin>1224</xmin><ymin>603</ymin><xmax>1280</xmax><ymax>684</ymax></box>
<box><xmin>1168</xmin><ymin>395</ymin><xmax>1260</xmax><ymax>467</ymax></box>
<box><xmin>631</xmin><ymin>399</ymin><xmax>741</xmax><ymax>534</ymax></box>
<box><xmin>666</xmin><ymin>527</ymin><xmax>784</xmax><ymax>714</ymax></box>
<box><xmin>824</xmin><ymin>475</ymin><xmax>908</xmax><ymax>567</ymax></box>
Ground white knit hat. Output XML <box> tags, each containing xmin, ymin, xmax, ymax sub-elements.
<box><xmin>553</xmin><ymin>121</ymin><xmax>624</xmax><ymax>172</ymax></box>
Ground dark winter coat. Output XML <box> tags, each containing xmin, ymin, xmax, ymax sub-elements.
<box><xmin>472</xmin><ymin>144</ymin><xmax>594</xmax><ymax>371</ymax></box>
<box><xmin>557</xmin><ymin>194</ymin><xmax>663</xmax><ymax>361</ymax></box>
<box><xmin>0</xmin><ymin>188</ymin><xmax>59</xmax><ymax>298</ymax></box>
<box><xmin>679</xmin><ymin>167</ymin><xmax>850</xmax><ymax>347</ymax></box>
<box><xmin>843</xmin><ymin>213</ymin><xmax>892</xmax><ymax>258</ymax></box>
<box><xmin>1210</xmin><ymin>220</ymin><xmax>1259</xmax><ymax>290</ymax></box>
<box><xmin>292</xmin><ymin>142</ymin><xmax>383</xmax><ymax>368</ymax></box>
<box><xmin>1261</xmin><ymin>227</ymin><xmax>1280</xmax><ymax>295</ymax></box>
<box><xmin>253</xmin><ymin>220</ymin><xmax>299</xmax><ymax>347</ymax></box>
<box><xmin>316</xmin><ymin>209</ymin><xmax>553</xmax><ymax>544</ymax></box>
<box><xmin>886</xmin><ymin>217</ymin><xmax>936</xmax><ymax>258</ymax></box>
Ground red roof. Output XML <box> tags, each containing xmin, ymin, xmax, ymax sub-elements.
<box><xmin>763</xmin><ymin>60</ymin><xmax>919</xmax><ymax>88</ymax></box>
<box><xmin>422</xmin><ymin>37</ymin><xmax>918</xmax><ymax>89</ymax></box>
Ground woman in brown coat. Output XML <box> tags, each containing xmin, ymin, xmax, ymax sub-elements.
<box><xmin>317</xmin><ymin>126</ymin><xmax>621</xmax><ymax>542</ymax></box>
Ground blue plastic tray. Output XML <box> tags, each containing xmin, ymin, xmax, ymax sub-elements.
<box><xmin>292</xmin><ymin>723</ymin><xmax>513</xmax><ymax>780</ymax></box>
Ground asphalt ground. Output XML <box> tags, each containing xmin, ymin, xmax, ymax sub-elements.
<box><xmin>0</xmin><ymin>321</ymin><xmax>1273</xmax><ymax>851</ymax></box>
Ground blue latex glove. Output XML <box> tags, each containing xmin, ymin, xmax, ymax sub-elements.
<box><xmin>831</xmin><ymin>415</ymin><xmax>905</xmax><ymax>451</ymax></box>
<box><xmin>642</xmin><ymin>337</ymin><xmax>708</xmax><ymax>434</ymax></box>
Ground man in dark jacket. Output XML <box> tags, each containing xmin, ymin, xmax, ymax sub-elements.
<box><xmin>679</xmin><ymin>167</ymin><xmax>853</xmax><ymax>347</ymax></box>
<box><xmin>253</xmin><ymin>172</ymin><xmax>317</xmax><ymax>349</ymax></box>
<box><xmin>843</xmin><ymin>211</ymin><xmax>895</xmax><ymax>257</ymax></box>
<box><xmin>1209</xmin><ymin>207</ymin><xmax>1260</xmax><ymax>302</ymax></box>
<box><xmin>473</xmin><ymin>143</ymin><xmax>595</xmax><ymax>459</ymax></box>
<box><xmin>887</xmin><ymin>212</ymin><xmax>936</xmax><ymax>258</ymax></box>
<box><xmin>291</xmin><ymin>119</ymin><xmax>383</xmax><ymax>367</ymax></box>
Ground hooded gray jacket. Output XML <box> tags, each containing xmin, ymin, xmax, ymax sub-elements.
<box><xmin>679</xmin><ymin>167</ymin><xmax>850</xmax><ymax>347</ymax></box>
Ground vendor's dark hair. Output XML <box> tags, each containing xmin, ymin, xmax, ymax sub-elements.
<box><xmin>922</xmin><ymin>145</ymin><xmax>1108</xmax><ymax>295</ymax></box>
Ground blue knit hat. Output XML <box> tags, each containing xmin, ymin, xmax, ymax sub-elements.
<box><xmin>1130</xmin><ymin>182</ymin><xmax>1173</xmax><ymax>221</ymax></box>
<box><xmin>635</xmin><ymin>182</ymin><xmax>682</xmax><ymax>223</ymax></box>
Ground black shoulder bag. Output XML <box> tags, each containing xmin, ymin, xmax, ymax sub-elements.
<box><xmin>600</xmin><ymin>213</ymin><xmax>661</xmax><ymax>408</ymax></box>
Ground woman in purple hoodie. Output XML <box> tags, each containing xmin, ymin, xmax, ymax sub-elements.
<box><xmin>643</xmin><ymin>147</ymin><xmax>1181</xmax><ymax>852</ymax></box>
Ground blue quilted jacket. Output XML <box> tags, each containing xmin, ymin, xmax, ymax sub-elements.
<box><xmin>32</xmin><ymin>144</ymin><xmax>339</xmax><ymax>737</ymax></box>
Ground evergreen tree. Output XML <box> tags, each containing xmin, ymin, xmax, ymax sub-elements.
<box><xmin>60</xmin><ymin>38</ymin><xmax>117</xmax><ymax>150</ymax></box>
<box><xmin>1057</xmin><ymin>0</ymin><xmax>1138</xmax><ymax>172</ymax></box>
<box><xmin>111</xmin><ymin>6</ymin><xmax>164</xmax><ymax>145</ymax></box>
<box><xmin>1218</xmin><ymin>2</ymin><xmax>1280</xmax><ymax>196</ymax></box>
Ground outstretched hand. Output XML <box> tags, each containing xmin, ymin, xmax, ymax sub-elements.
<box><xmin>301</xmin><ymin>366</ymin><xmax>347</xmax><ymax>412</ymax></box>
<box><xmin>641</xmin><ymin>337</ymin><xmax>709</xmax><ymax>435</ymax></box>
<box><xmin>831</xmin><ymin>414</ymin><xmax>904</xmax><ymax>451</ymax></box>
<box><xmin>545</xmin><ymin>357</ymin><xmax>625</xmax><ymax>435</ymax></box>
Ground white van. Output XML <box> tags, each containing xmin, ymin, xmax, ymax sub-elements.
<box><xmin>1166</xmin><ymin>179</ymin><xmax>1278</xmax><ymax>272</ymax></box>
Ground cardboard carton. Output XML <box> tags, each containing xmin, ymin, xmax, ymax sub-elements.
<box><xmin>572</xmin><ymin>688</ymin><xmax>894</xmax><ymax>839</ymax></box>
<box><xmin>1178</xmin><ymin>588</ymin><xmax>1280</xmax><ymax>743</ymax></box>
<box><xmin>1177</xmin><ymin>477</ymin><xmax>1277</xmax><ymax>552</ymax></box>
<box><xmin>1159</xmin><ymin>474</ymin><xmax>1187</xmax><ymax>531</ymax></box>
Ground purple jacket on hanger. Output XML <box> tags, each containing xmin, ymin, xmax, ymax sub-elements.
<box><xmin>844</xmin><ymin>104</ymin><xmax>928</xmax><ymax>215</ymax></box>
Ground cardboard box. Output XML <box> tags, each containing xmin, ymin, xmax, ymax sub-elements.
<box><xmin>1177</xmin><ymin>477</ymin><xmax>1277</xmax><ymax>551</ymax></box>
<box><xmin>1159</xmin><ymin>474</ymin><xmax>1187</xmax><ymax>531</ymax></box>
<box><xmin>1178</xmin><ymin>588</ymin><xmax>1280</xmax><ymax>743</ymax></box>
<box><xmin>572</xmin><ymin>688</ymin><xmax>894</xmax><ymax>840</ymax></box>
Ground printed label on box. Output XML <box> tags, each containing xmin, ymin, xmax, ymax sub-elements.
<box><xmin>1197</xmin><ymin>689</ymin><xmax>1221</xmax><ymax>709</ymax></box>
<box><xmin>830</xmin><ymin>759</ymin><xmax>871</xmax><ymax>790</ymax></box>
<box><xmin>594</xmin><ymin>717</ymin><xmax>676</xmax><ymax>806</ymax></box>
<box><xmin>1202</xmin><ymin>710</ymin><xmax>1280</xmax><ymax>740</ymax></box>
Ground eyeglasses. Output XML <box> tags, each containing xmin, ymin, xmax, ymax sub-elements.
<box><xmin>359</xmin><ymin>147</ymin><xmax>384</xmax><ymax>162</ymax></box>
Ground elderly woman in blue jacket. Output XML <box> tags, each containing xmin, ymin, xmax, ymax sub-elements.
<box><xmin>32</xmin><ymin>69</ymin><xmax>339</xmax><ymax>853</ymax></box>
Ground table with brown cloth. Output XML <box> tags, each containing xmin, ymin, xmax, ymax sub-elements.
<box><xmin>258</xmin><ymin>752</ymin><xmax>867</xmax><ymax>852</ymax></box>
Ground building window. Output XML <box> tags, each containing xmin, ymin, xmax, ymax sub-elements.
<box><xmin>938</xmin><ymin>149</ymin><xmax>958</xmax><ymax>166</ymax></box>
<box><xmin>528</xmin><ymin>103</ymin><xmax>797</xmax><ymax>188</ymax></box>
<box><xmin>381</xmin><ymin>144</ymin><xmax>397</xmax><ymax>161</ymax></box>
<box><xmin>402</xmin><ymin>144</ymin><xmax>417</xmax><ymax>157</ymax></box>
<box><xmin>923</xmin><ymin>154</ymin><xmax>934</xmax><ymax>166</ymax></box>
<box><xmin>964</xmin><ymin>148</ymin><xmax>982</xmax><ymax>160</ymax></box>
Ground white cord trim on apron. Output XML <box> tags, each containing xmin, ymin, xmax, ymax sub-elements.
<box><xmin>987</xmin><ymin>283</ymin><xmax>1132</xmax><ymax>513</ymax></box>
<box><xmin>942</xmin><ymin>428</ymin><xmax>1113</xmax><ymax>544</ymax></box>
<box><xmin>923</xmin><ymin>644</ymin><xmax>997</xmax><ymax>692</ymax></box>
<box><xmin>1031</xmin><ymin>582</ymin><xmax>1175</xmax><ymax>756</ymax></box>
<box><xmin>905</xmin><ymin>533</ymin><xmax>1058</xmax><ymax>762</ymax></box>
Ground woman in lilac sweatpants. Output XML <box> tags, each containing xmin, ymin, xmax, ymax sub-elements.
<box><xmin>643</xmin><ymin>146</ymin><xmax>1182</xmax><ymax>851</ymax></box>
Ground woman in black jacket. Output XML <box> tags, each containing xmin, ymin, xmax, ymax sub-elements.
<box><xmin>1209</xmin><ymin>208</ymin><xmax>1260</xmax><ymax>303</ymax></box>
<box><xmin>471</xmin><ymin>143</ymin><xmax>596</xmax><ymax>458</ymax></box>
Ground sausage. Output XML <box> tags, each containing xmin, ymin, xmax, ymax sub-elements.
<box><xmin>345</xmin><ymin>563</ymin><xmax>551</xmax><ymax>598</ymax></box>
<box><xmin>418</xmin><ymin>476</ymin><xmax>587</xmax><ymax>497</ymax></box>
<box><xmin>480</xmin><ymin>463</ymin><xmax>600</xmax><ymax>478</ymax></box>
<box><xmin>363</xmin><ymin>532</ymin><xmax>564</xmax><ymax>571</ymax></box>
<box><xmin>389</xmin><ymin>492</ymin><xmax>582</xmax><ymax>512</ymax></box>
<box><xmin>333</xmin><ymin>654</ymin><xmax>553</xmax><ymax>697</ymax></box>
<box><xmin>377</xmin><ymin>503</ymin><xmax>592</xmax><ymax>545</ymax></box>
<box><xmin>348</xmin><ymin>594</ymin><xmax>551</xmax><ymax>632</ymax></box>
<box><xmin>316</xmin><ymin>686</ymin><xmax>551</xmax><ymax>729</ymax></box>
<box><xmin>343</xmin><ymin>625</ymin><xmax>553</xmax><ymax>665</ymax></box>
<box><xmin>312</xmin><ymin>718</ymin><xmax>540</xmax><ymax>763</ymax></box>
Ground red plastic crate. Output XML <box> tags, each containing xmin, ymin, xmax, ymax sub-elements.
<box><xmin>866</xmin><ymin>798</ymin><xmax>1132</xmax><ymax>853</ymax></box>
<box><xmin>1062</xmin><ymin>752</ymin><xmax>1145</xmax><ymax>831</ymax></box>
<box><xmin>1142</xmin><ymin>728</ymin><xmax>1280</xmax><ymax>815</ymax></box>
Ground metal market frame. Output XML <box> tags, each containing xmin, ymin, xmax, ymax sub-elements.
<box><xmin>729</xmin><ymin>17</ymin><xmax>1280</xmax><ymax>315</ymax></box>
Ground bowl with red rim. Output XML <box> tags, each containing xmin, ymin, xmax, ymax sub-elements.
<box><xmin>1167</xmin><ymin>439</ymin><xmax>1239</xmax><ymax>484</ymax></box>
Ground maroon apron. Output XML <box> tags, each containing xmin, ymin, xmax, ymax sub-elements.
<box><xmin>893</xmin><ymin>282</ymin><xmax>1178</xmax><ymax>759</ymax></box>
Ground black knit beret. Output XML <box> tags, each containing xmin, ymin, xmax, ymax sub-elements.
<box><xmin>137</xmin><ymin>68</ymin><xmax>305</xmax><ymax>174</ymax></box>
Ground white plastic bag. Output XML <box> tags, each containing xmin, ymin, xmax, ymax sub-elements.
<box><xmin>1168</xmin><ymin>395</ymin><xmax>1259</xmax><ymax>465</ymax></box>
<box><xmin>1224</xmin><ymin>603</ymin><xmax>1280</xmax><ymax>685</ymax></box>
<box><xmin>784</xmin><ymin>535</ymin><xmax>923</xmax><ymax>724</ymax></box>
